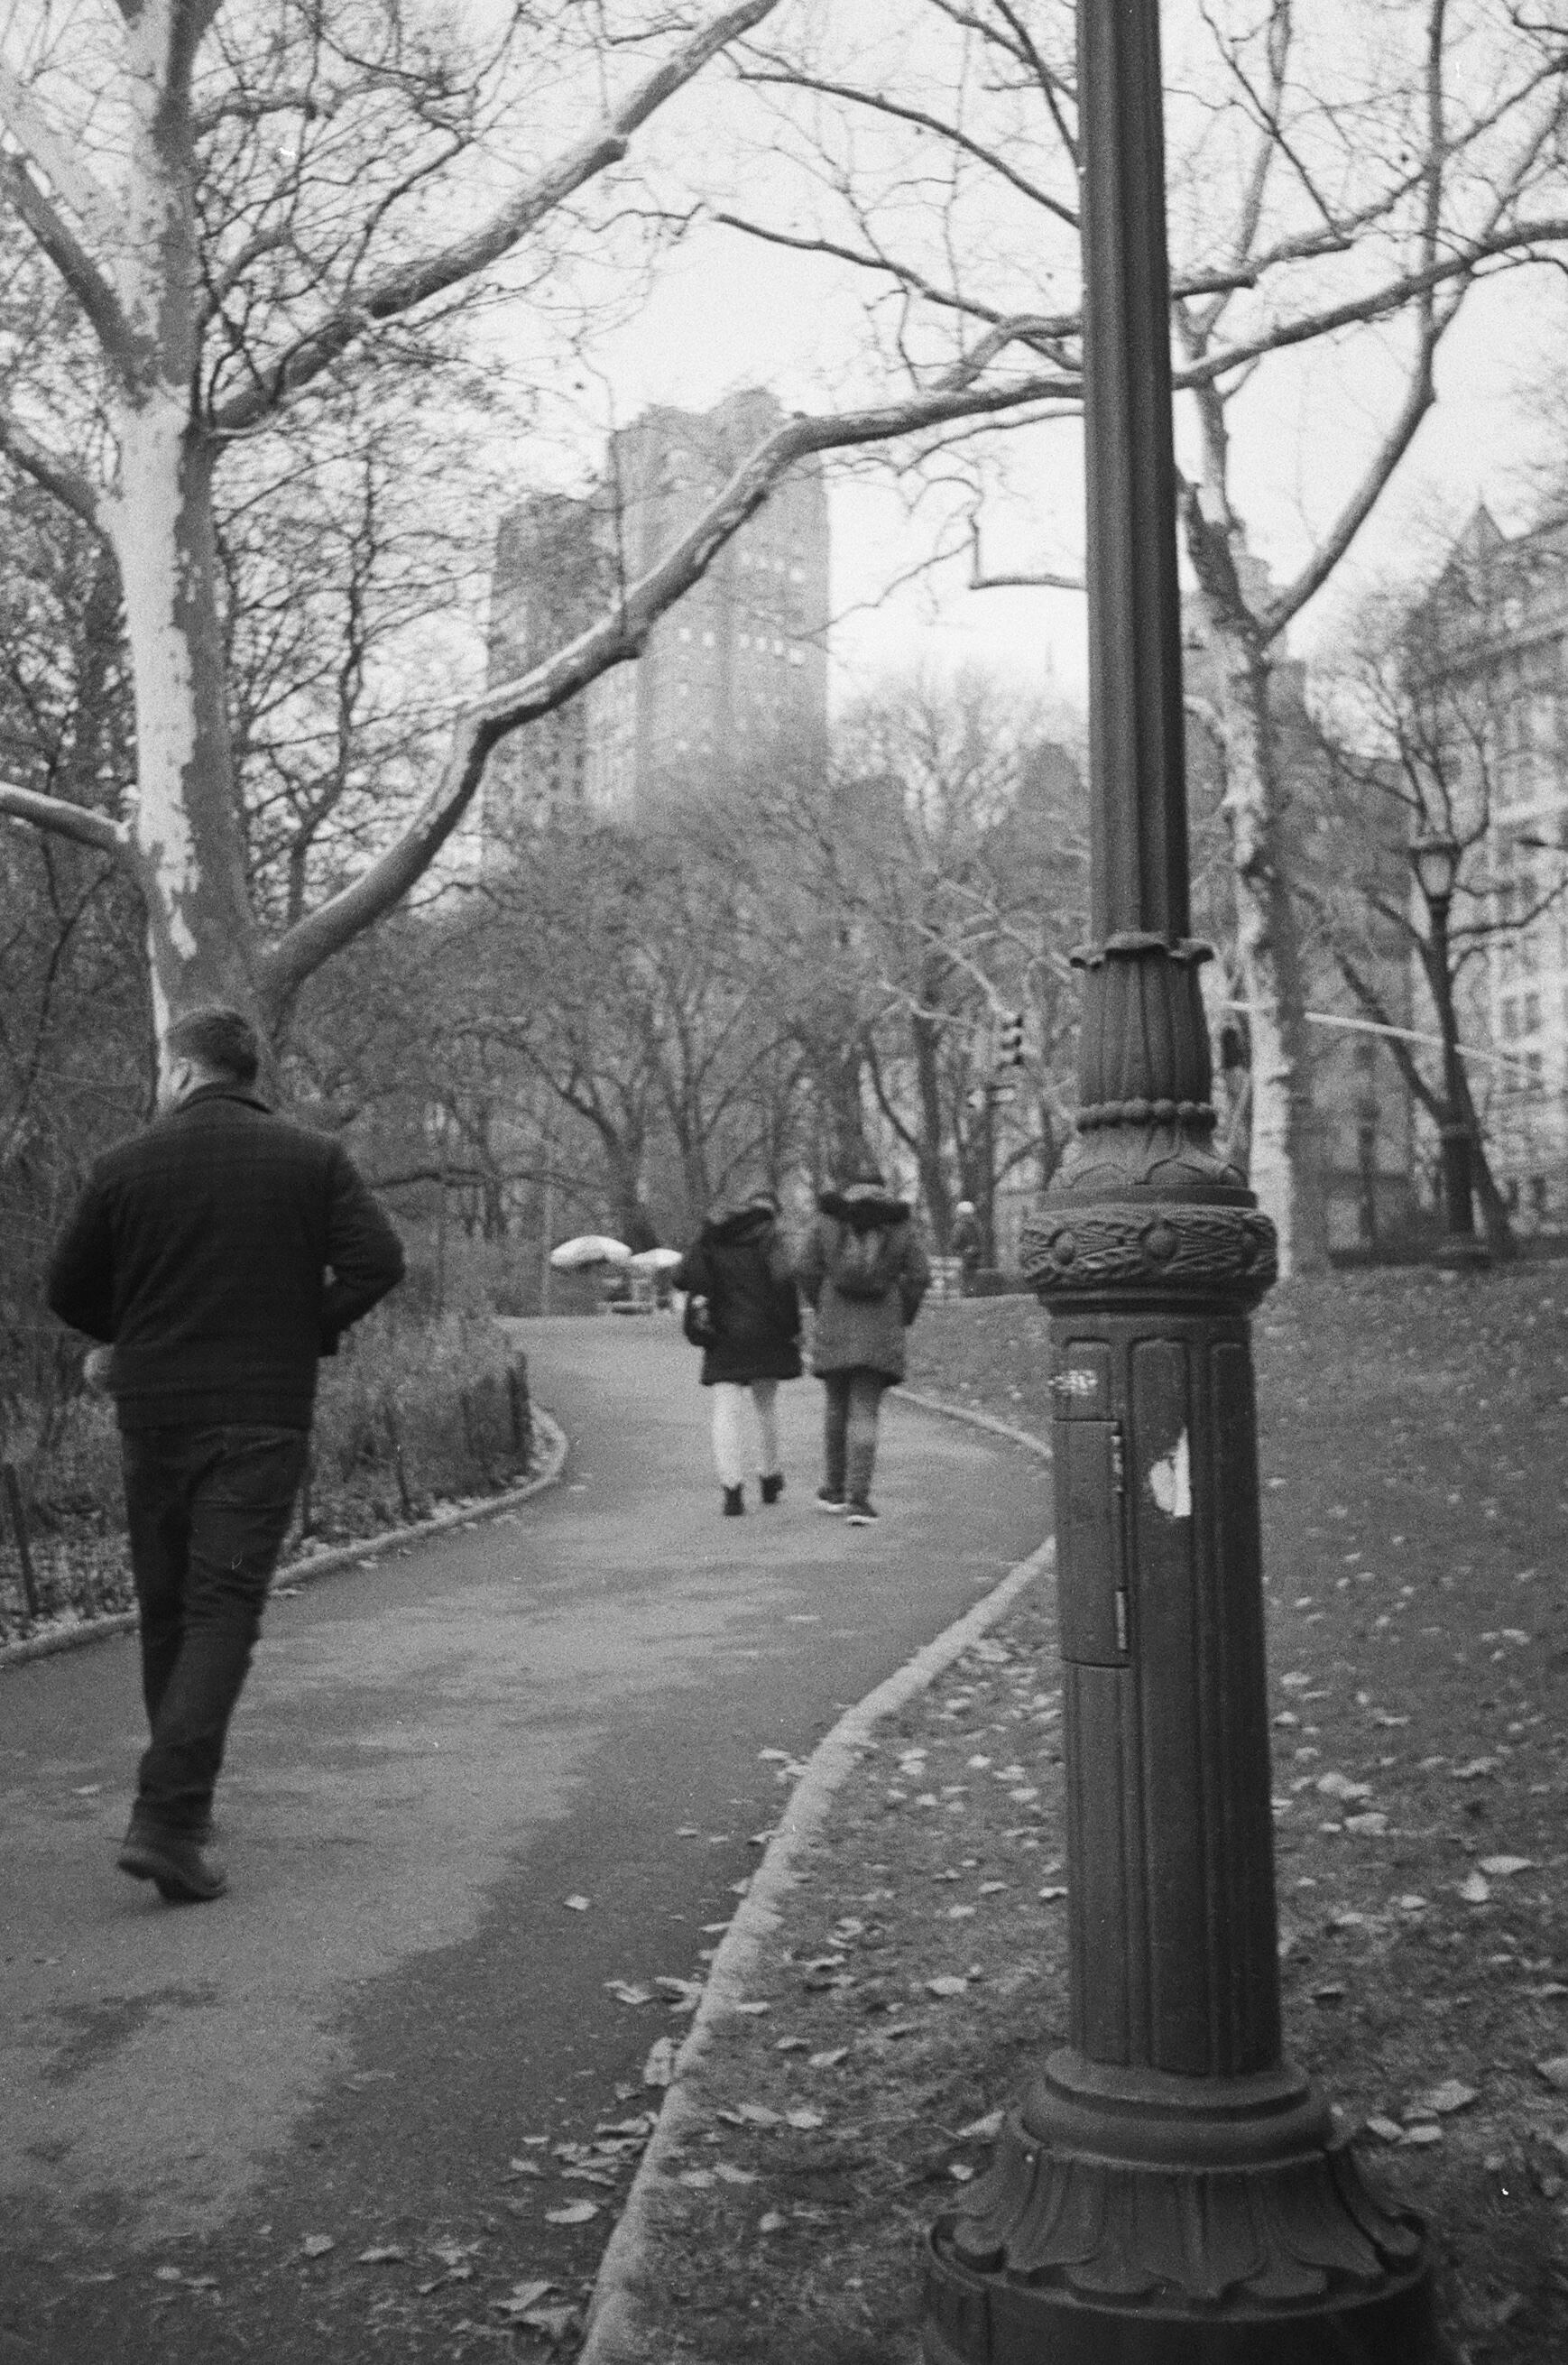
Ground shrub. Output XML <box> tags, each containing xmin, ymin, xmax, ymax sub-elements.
<box><xmin>0</xmin><ymin>1305</ymin><xmax>535</xmax><ymax>1641</ymax></box>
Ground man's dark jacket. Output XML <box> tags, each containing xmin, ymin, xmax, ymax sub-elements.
<box><xmin>46</xmin><ymin>1085</ymin><xmax>405</xmax><ymax>1432</ymax></box>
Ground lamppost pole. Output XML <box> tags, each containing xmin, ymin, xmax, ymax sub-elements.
<box><xmin>1413</xmin><ymin>839</ymin><xmax>1489</xmax><ymax>1268</ymax></box>
<box><xmin>922</xmin><ymin>4</ymin><xmax>1437</xmax><ymax>2359</ymax></box>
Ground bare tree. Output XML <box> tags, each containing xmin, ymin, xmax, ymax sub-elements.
<box><xmin>713</xmin><ymin>0</ymin><xmax>1568</xmax><ymax>1269</ymax></box>
<box><xmin>1303</xmin><ymin>567</ymin><xmax>1568</xmax><ymax>1255</ymax></box>
<box><xmin>0</xmin><ymin>0</ymin><xmax>1083</xmax><ymax>1059</ymax></box>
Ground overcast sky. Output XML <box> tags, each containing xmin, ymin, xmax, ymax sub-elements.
<box><xmin>583</xmin><ymin>208</ymin><xmax>1565</xmax><ymax>717</ymax></box>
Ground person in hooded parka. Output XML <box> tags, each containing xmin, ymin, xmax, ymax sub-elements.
<box><xmin>672</xmin><ymin>1191</ymin><xmax>802</xmax><ymax>1517</ymax></box>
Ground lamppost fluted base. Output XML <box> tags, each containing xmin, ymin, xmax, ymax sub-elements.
<box><xmin>924</xmin><ymin>2053</ymin><xmax>1434</xmax><ymax>2363</ymax></box>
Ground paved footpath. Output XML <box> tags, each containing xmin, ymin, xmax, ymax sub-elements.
<box><xmin>0</xmin><ymin>1317</ymin><xmax>1049</xmax><ymax>2365</ymax></box>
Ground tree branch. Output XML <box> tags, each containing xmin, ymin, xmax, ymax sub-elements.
<box><xmin>0</xmin><ymin>405</ymin><xmax>105</xmax><ymax>532</ymax></box>
<box><xmin>212</xmin><ymin>0</ymin><xmax>782</xmax><ymax>433</ymax></box>
<box><xmin>0</xmin><ymin>780</ymin><xmax>129</xmax><ymax>859</ymax></box>
<box><xmin>261</xmin><ymin>365</ymin><xmax>1079</xmax><ymax>1007</ymax></box>
<box><xmin>0</xmin><ymin>154</ymin><xmax>132</xmax><ymax>364</ymax></box>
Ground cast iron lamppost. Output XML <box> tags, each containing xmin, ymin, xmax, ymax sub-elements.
<box><xmin>921</xmin><ymin>4</ymin><xmax>1438</xmax><ymax>2359</ymax></box>
<box><xmin>1410</xmin><ymin>829</ymin><xmax>1490</xmax><ymax>1270</ymax></box>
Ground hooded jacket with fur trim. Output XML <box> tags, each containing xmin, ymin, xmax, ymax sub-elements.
<box><xmin>795</xmin><ymin>1185</ymin><xmax>930</xmax><ymax>1379</ymax></box>
<box><xmin>671</xmin><ymin>1203</ymin><xmax>802</xmax><ymax>1387</ymax></box>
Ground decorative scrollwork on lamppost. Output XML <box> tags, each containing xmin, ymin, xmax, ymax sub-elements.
<box><xmin>919</xmin><ymin>4</ymin><xmax>1440</xmax><ymax>2359</ymax></box>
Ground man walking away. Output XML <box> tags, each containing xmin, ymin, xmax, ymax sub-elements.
<box><xmin>46</xmin><ymin>1006</ymin><xmax>405</xmax><ymax>1904</ymax></box>
<box><xmin>796</xmin><ymin>1166</ymin><xmax>929</xmax><ymax>1526</ymax></box>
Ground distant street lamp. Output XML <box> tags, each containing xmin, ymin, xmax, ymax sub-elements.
<box><xmin>1409</xmin><ymin>830</ymin><xmax>1490</xmax><ymax>1270</ymax></box>
<box><xmin>921</xmin><ymin>4</ymin><xmax>1437</xmax><ymax>2360</ymax></box>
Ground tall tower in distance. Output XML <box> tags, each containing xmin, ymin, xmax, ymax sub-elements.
<box><xmin>484</xmin><ymin>389</ymin><xmax>829</xmax><ymax>840</ymax></box>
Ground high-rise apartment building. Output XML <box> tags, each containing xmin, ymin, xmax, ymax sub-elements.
<box><xmin>484</xmin><ymin>389</ymin><xmax>829</xmax><ymax>841</ymax></box>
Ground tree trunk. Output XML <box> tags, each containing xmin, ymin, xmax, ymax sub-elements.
<box><xmin>103</xmin><ymin>402</ymin><xmax>258</xmax><ymax>1037</ymax></box>
<box><xmin>1451</xmin><ymin>1051</ymin><xmax>1518</xmax><ymax>1260</ymax></box>
<box><xmin>1202</xmin><ymin>605</ymin><xmax>1330</xmax><ymax>1277</ymax></box>
<box><xmin>910</xmin><ymin>1003</ymin><xmax>953</xmax><ymax>1248</ymax></box>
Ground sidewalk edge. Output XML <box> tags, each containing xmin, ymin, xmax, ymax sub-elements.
<box><xmin>0</xmin><ymin>1409</ymin><xmax>568</xmax><ymax>1675</ymax></box>
<box><xmin>581</xmin><ymin>1393</ymin><xmax>1056</xmax><ymax>2365</ymax></box>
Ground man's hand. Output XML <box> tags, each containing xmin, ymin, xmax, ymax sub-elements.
<box><xmin>82</xmin><ymin>1345</ymin><xmax>114</xmax><ymax>1394</ymax></box>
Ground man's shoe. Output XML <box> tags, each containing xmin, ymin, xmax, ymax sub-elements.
<box><xmin>117</xmin><ymin>1820</ymin><xmax>227</xmax><ymax>1904</ymax></box>
<box><xmin>723</xmin><ymin>1484</ymin><xmax>745</xmax><ymax>1518</ymax></box>
<box><xmin>760</xmin><ymin>1473</ymin><xmax>785</xmax><ymax>1506</ymax></box>
<box><xmin>815</xmin><ymin>1489</ymin><xmax>846</xmax><ymax>1513</ymax></box>
<box><xmin>845</xmin><ymin>1500</ymin><xmax>879</xmax><ymax>1526</ymax></box>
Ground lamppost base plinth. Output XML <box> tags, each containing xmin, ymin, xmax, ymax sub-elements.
<box><xmin>923</xmin><ymin>2055</ymin><xmax>1435</xmax><ymax>2365</ymax></box>
<box><xmin>1432</xmin><ymin>1234</ymin><xmax>1490</xmax><ymax>1272</ymax></box>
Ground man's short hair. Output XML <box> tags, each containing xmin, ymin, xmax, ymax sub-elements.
<box><xmin>165</xmin><ymin>1006</ymin><xmax>262</xmax><ymax>1085</ymax></box>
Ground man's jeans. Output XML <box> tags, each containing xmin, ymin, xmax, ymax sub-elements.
<box><xmin>821</xmin><ymin>1369</ymin><xmax>888</xmax><ymax>1506</ymax></box>
<box><xmin>121</xmin><ymin>1425</ymin><xmax>309</xmax><ymax>1833</ymax></box>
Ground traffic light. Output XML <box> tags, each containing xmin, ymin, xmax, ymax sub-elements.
<box><xmin>1000</xmin><ymin>1010</ymin><xmax>1026</xmax><ymax>1067</ymax></box>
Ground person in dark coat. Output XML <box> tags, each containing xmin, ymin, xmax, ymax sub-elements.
<box><xmin>672</xmin><ymin>1190</ymin><xmax>801</xmax><ymax>1517</ymax></box>
<box><xmin>46</xmin><ymin>1005</ymin><xmax>405</xmax><ymax>1904</ymax></box>
<box><xmin>949</xmin><ymin>1199</ymin><xmax>983</xmax><ymax>1293</ymax></box>
<box><xmin>795</xmin><ymin>1167</ymin><xmax>930</xmax><ymax>1526</ymax></box>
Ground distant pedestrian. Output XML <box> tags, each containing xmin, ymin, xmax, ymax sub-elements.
<box><xmin>796</xmin><ymin>1167</ymin><xmax>930</xmax><ymax>1526</ymax></box>
<box><xmin>46</xmin><ymin>1006</ymin><xmax>405</xmax><ymax>1905</ymax></box>
<box><xmin>673</xmin><ymin>1191</ymin><xmax>802</xmax><ymax>1517</ymax></box>
<box><xmin>949</xmin><ymin>1199</ymin><xmax>983</xmax><ymax>1294</ymax></box>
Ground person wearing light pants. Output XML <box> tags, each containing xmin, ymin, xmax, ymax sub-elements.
<box><xmin>672</xmin><ymin>1193</ymin><xmax>802</xmax><ymax>1517</ymax></box>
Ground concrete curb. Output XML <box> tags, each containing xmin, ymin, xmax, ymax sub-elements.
<box><xmin>0</xmin><ymin>1409</ymin><xmax>568</xmax><ymax>1674</ymax></box>
<box><xmin>891</xmin><ymin>1385</ymin><xmax>1051</xmax><ymax>1462</ymax></box>
<box><xmin>579</xmin><ymin>1392</ymin><xmax>1056</xmax><ymax>2365</ymax></box>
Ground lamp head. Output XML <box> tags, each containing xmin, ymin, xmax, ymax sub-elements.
<box><xmin>1409</xmin><ymin>830</ymin><xmax>1461</xmax><ymax>906</ymax></box>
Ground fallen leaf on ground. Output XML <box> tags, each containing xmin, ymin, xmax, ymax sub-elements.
<box><xmin>356</xmin><ymin>2245</ymin><xmax>407</xmax><ymax>2264</ymax></box>
<box><xmin>808</xmin><ymin>2048</ymin><xmax>848</xmax><ymax>2068</ymax></box>
<box><xmin>544</xmin><ymin>2201</ymin><xmax>599</xmax><ymax>2225</ymax></box>
<box><xmin>604</xmin><ymin>1981</ymin><xmax>654</xmax><ymax>2006</ymax></box>
<box><xmin>759</xmin><ymin>2211</ymin><xmax>787</xmax><ymax>2233</ymax></box>
<box><xmin>643</xmin><ymin>2037</ymin><xmax>676</xmax><ymax>2086</ymax></box>
<box><xmin>564</xmin><ymin>1895</ymin><xmax>590</xmax><ymax>1912</ymax></box>
<box><xmin>957</xmin><ymin>2110</ymin><xmax>1004</xmax><ymax>2140</ymax></box>
<box><xmin>1412</xmin><ymin>2081</ymin><xmax>1479</xmax><ymax>2117</ymax></box>
<box><xmin>496</xmin><ymin>2280</ymin><xmax>554</xmax><ymax>2315</ymax></box>
<box><xmin>1316</xmin><ymin>1773</ymin><xmax>1372</xmax><ymax>1802</ymax></box>
<box><xmin>1479</xmin><ymin>1856</ymin><xmax>1535</xmax><ymax>1879</ymax></box>
<box><xmin>300</xmin><ymin>2235</ymin><xmax>335</xmax><ymax>2259</ymax></box>
<box><xmin>1459</xmin><ymin>1872</ymin><xmax>1491</xmax><ymax>1905</ymax></box>
<box><xmin>927</xmin><ymin>1975</ymin><xmax>969</xmax><ymax>1998</ymax></box>
<box><xmin>786</xmin><ymin>2108</ymin><xmax>825</xmax><ymax>2129</ymax></box>
<box><xmin>1363</xmin><ymin>2116</ymin><xmax>1405</xmax><ymax>2143</ymax></box>
<box><xmin>1535</xmin><ymin>2056</ymin><xmax>1568</xmax><ymax>2092</ymax></box>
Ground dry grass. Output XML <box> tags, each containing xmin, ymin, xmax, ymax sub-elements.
<box><xmin>618</xmin><ymin>1270</ymin><xmax>1568</xmax><ymax>2364</ymax></box>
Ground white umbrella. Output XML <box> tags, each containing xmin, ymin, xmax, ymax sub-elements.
<box><xmin>629</xmin><ymin>1246</ymin><xmax>683</xmax><ymax>1274</ymax></box>
<box><xmin>549</xmin><ymin>1233</ymin><xmax>632</xmax><ymax>1271</ymax></box>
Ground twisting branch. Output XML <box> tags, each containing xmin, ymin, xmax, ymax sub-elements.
<box><xmin>211</xmin><ymin>0</ymin><xmax>783</xmax><ymax>434</ymax></box>
<box><xmin>262</xmin><ymin>364</ymin><xmax>1080</xmax><ymax>1006</ymax></box>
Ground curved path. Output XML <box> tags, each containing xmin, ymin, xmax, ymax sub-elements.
<box><xmin>0</xmin><ymin>1316</ymin><xmax>1049</xmax><ymax>2365</ymax></box>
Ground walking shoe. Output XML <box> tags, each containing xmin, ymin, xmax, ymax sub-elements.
<box><xmin>815</xmin><ymin>1488</ymin><xmax>846</xmax><ymax>1513</ymax></box>
<box><xmin>845</xmin><ymin>1500</ymin><xmax>879</xmax><ymax>1526</ymax></box>
<box><xmin>760</xmin><ymin>1473</ymin><xmax>785</xmax><ymax>1506</ymax></box>
<box><xmin>116</xmin><ymin>1818</ymin><xmax>227</xmax><ymax>1904</ymax></box>
<box><xmin>723</xmin><ymin>1484</ymin><xmax>745</xmax><ymax>1517</ymax></box>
